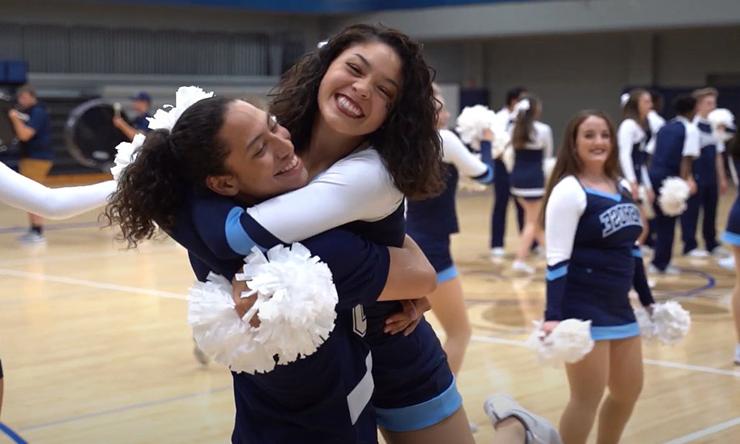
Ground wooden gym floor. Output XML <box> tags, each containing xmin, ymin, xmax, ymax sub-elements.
<box><xmin>0</xmin><ymin>189</ymin><xmax>738</xmax><ymax>443</ymax></box>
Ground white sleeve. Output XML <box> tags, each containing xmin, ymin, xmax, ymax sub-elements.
<box><xmin>246</xmin><ymin>149</ymin><xmax>404</xmax><ymax>243</ymax></box>
<box><xmin>537</xmin><ymin>122</ymin><xmax>554</xmax><ymax>158</ymax></box>
<box><xmin>682</xmin><ymin>122</ymin><xmax>701</xmax><ymax>158</ymax></box>
<box><xmin>439</xmin><ymin>129</ymin><xmax>488</xmax><ymax>178</ymax></box>
<box><xmin>618</xmin><ymin>120</ymin><xmax>638</xmax><ymax>183</ymax></box>
<box><xmin>0</xmin><ymin>162</ymin><xmax>116</xmax><ymax>219</ymax></box>
<box><xmin>545</xmin><ymin>176</ymin><xmax>586</xmax><ymax>266</ymax></box>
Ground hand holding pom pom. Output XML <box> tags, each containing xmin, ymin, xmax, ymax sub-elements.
<box><xmin>651</xmin><ymin>301</ymin><xmax>690</xmax><ymax>345</ymax></box>
<box><xmin>658</xmin><ymin>177</ymin><xmax>691</xmax><ymax>216</ymax></box>
<box><xmin>526</xmin><ymin>319</ymin><xmax>595</xmax><ymax>366</ymax></box>
<box><xmin>455</xmin><ymin>105</ymin><xmax>498</xmax><ymax>151</ymax></box>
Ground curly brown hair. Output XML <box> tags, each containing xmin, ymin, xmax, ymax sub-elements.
<box><xmin>269</xmin><ymin>23</ymin><xmax>445</xmax><ymax>199</ymax></box>
<box><xmin>102</xmin><ymin>96</ymin><xmax>233</xmax><ymax>247</ymax></box>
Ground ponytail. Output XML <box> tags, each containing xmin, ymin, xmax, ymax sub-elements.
<box><xmin>512</xmin><ymin>96</ymin><xmax>539</xmax><ymax>150</ymax></box>
<box><xmin>103</xmin><ymin>96</ymin><xmax>233</xmax><ymax>247</ymax></box>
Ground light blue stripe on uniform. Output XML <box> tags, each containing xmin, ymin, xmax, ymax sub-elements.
<box><xmin>585</xmin><ymin>187</ymin><xmax>622</xmax><ymax>202</ymax></box>
<box><xmin>375</xmin><ymin>378</ymin><xmax>462</xmax><ymax>432</ymax></box>
<box><xmin>436</xmin><ymin>265</ymin><xmax>458</xmax><ymax>283</ymax></box>
<box><xmin>631</xmin><ymin>248</ymin><xmax>642</xmax><ymax>258</ymax></box>
<box><xmin>476</xmin><ymin>166</ymin><xmax>494</xmax><ymax>184</ymax></box>
<box><xmin>225</xmin><ymin>207</ymin><xmax>256</xmax><ymax>255</ymax></box>
<box><xmin>546</xmin><ymin>264</ymin><xmax>568</xmax><ymax>281</ymax></box>
<box><xmin>591</xmin><ymin>322</ymin><xmax>640</xmax><ymax>341</ymax></box>
<box><xmin>722</xmin><ymin>230</ymin><xmax>740</xmax><ymax>246</ymax></box>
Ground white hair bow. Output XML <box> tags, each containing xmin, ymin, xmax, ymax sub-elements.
<box><xmin>513</xmin><ymin>98</ymin><xmax>531</xmax><ymax>117</ymax></box>
<box><xmin>620</xmin><ymin>93</ymin><xmax>630</xmax><ymax>107</ymax></box>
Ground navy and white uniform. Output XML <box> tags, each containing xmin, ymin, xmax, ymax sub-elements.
<box><xmin>406</xmin><ymin>130</ymin><xmax>493</xmax><ymax>283</ymax></box>
<box><xmin>618</xmin><ymin>118</ymin><xmax>652</xmax><ymax>189</ymax></box>
<box><xmin>648</xmin><ymin>117</ymin><xmax>700</xmax><ymax>270</ymax></box>
<box><xmin>490</xmin><ymin>107</ymin><xmax>524</xmax><ymax>249</ymax></box>
<box><xmin>545</xmin><ymin>176</ymin><xmax>654</xmax><ymax>340</ymax></box>
<box><xmin>191</xmin><ymin>148</ymin><xmax>461</xmax><ymax>433</ymax></box>
<box><xmin>722</xmin><ymin>156</ymin><xmax>740</xmax><ymax>247</ymax></box>
<box><xmin>510</xmin><ymin>121</ymin><xmax>553</xmax><ymax>199</ymax></box>
<box><xmin>169</xmin><ymin>191</ymin><xmax>392</xmax><ymax>443</ymax></box>
<box><xmin>680</xmin><ymin>117</ymin><xmax>725</xmax><ymax>254</ymax></box>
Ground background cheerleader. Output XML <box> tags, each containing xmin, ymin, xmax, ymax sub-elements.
<box><xmin>618</xmin><ymin>89</ymin><xmax>654</xmax><ymax>245</ymax></box>
<box><xmin>405</xmin><ymin>83</ymin><xmax>494</xmax><ymax>376</ymax></box>
<box><xmin>720</xmin><ymin>133</ymin><xmax>740</xmax><ymax>365</ymax></box>
<box><xmin>680</xmin><ymin>88</ymin><xmax>730</xmax><ymax>258</ymax></box>
<box><xmin>490</xmin><ymin>87</ymin><xmax>527</xmax><ymax>259</ymax></box>
<box><xmin>543</xmin><ymin>110</ymin><xmax>654</xmax><ymax>444</ymax></box>
<box><xmin>509</xmin><ymin>95</ymin><xmax>552</xmax><ymax>274</ymax></box>
<box><xmin>0</xmin><ymin>161</ymin><xmax>115</xmax><ymax>418</ymax></box>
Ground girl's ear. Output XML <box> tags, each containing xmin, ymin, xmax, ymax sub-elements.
<box><xmin>205</xmin><ymin>174</ymin><xmax>240</xmax><ymax>196</ymax></box>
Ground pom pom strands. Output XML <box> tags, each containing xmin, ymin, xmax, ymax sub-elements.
<box><xmin>188</xmin><ymin>243</ymin><xmax>339</xmax><ymax>374</ymax></box>
<box><xmin>455</xmin><ymin>105</ymin><xmax>507</xmax><ymax>151</ymax></box>
<box><xmin>525</xmin><ymin>319</ymin><xmax>595</xmax><ymax>367</ymax></box>
<box><xmin>235</xmin><ymin>243</ymin><xmax>338</xmax><ymax>367</ymax></box>
<box><xmin>658</xmin><ymin>177</ymin><xmax>691</xmax><ymax>216</ymax></box>
<box><xmin>110</xmin><ymin>133</ymin><xmax>145</xmax><ymax>180</ymax></box>
<box><xmin>636</xmin><ymin>301</ymin><xmax>691</xmax><ymax>345</ymax></box>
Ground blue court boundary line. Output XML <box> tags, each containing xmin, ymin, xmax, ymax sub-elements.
<box><xmin>655</xmin><ymin>267</ymin><xmax>716</xmax><ymax>299</ymax></box>
<box><xmin>17</xmin><ymin>385</ymin><xmax>230</xmax><ymax>433</ymax></box>
<box><xmin>0</xmin><ymin>221</ymin><xmax>101</xmax><ymax>235</ymax></box>
<box><xmin>0</xmin><ymin>422</ymin><xmax>28</xmax><ymax>444</ymax></box>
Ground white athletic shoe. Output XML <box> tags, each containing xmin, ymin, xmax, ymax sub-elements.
<box><xmin>711</xmin><ymin>246</ymin><xmax>731</xmax><ymax>258</ymax></box>
<box><xmin>17</xmin><ymin>231</ymin><xmax>46</xmax><ymax>245</ymax></box>
<box><xmin>193</xmin><ymin>344</ymin><xmax>209</xmax><ymax>365</ymax></box>
<box><xmin>685</xmin><ymin>248</ymin><xmax>709</xmax><ymax>258</ymax></box>
<box><xmin>512</xmin><ymin>260</ymin><xmax>535</xmax><ymax>274</ymax></box>
<box><xmin>734</xmin><ymin>344</ymin><xmax>740</xmax><ymax>366</ymax></box>
<box><xmin>718</xmin><ymin>255</ymin><xmax>735</xmax><ymax>270</ymax></box>
<box><xmin>484</xmin><ymin>394</ymin><xmax>562</xmax><ymax>444</ymax></box>
<box><xmin>491</xmin><ymin>247</ymin><xmax>506</xmax><ymax>258</ymax></box>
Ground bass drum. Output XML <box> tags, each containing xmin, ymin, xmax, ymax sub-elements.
<box><xmin>65</xmin><ymin>98</ymin><xmax>131</xmax><ymax>170</ymax></box>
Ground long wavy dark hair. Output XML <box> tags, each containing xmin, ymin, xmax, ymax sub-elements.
<box><xmin>511</xmin><ymin>95</ymin><xmax>540</xmax><ymax>150</ymax></box>
<box><xmin>540</xmin><ymin>110</ymin><xmax>621</xmax><ymax>226</ymax></box>
<box><xmin>269</xmin><ymin>23</ymin><xmax>444</xmax><ymax>199</ymax></box>
<box><xmin>103</xmin><ymin>96</ymin><xmax>233</xmax><ymax>247</ymax></box>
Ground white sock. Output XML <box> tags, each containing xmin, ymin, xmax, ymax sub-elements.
<box><xmin>735</xmin><ymin>344</ymin><xmax>740</xmax><ymax>363</ymax></box>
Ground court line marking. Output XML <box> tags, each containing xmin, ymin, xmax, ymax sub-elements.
<box><xmin>663</xmin><ymin>416</ymin><xmax>740</xmax><ymax>444</ymax></box>
<box><xmin>0</xmin><ymin>246</ymin><xmax>183</xmax><ymax>267</ymax></box>
<box><xmin>0</xmin><ymin>422</ymin><xmax>28</xmax><ymax>444</ymax></box>
<box><xmin>17</xmin><ymin>385</ymin><xmax>231</xmax><ymax>433</ymax></box>
<box><xmin>0</xmin><ymin>268</ymin><xmax>188</xmax><ymax>300</ymax></box>
<box><xmin>471</xmin><ymin>335</ymin><xmax>740</xmax><ymax>378</ymax></box>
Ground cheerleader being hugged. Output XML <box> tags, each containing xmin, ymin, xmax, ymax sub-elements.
<box><xmin>542</xmin><ymin>111</ymin><xmax>655</xmax><ymax>444</ymax></box>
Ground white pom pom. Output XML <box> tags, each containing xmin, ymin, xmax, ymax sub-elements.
<box><xmin>110</xmin><ymin>133</ymin><xmax>146</xmax><ymax>180</ymax></box>
<box><xmin>708</xmin><ymin>108</ymin><xmax>736</xmax><ymax>142</ymax></box>
<box><xmin>634</xmin><ymin>306</ymin><xmax>656</xmax><ymax>340</ymax></box>
<box><xmin>658</xmin><ymin>177</ymin><xmax>691</xmax><ymax>216</ymax></box>
<box><xmin>235</xmin><ymin>243</ymin><xmax>338</xmax><ymax>366</ymax></box>
<box><xmin>147</xmin><ymin>86</ymin><xmax>214</xmax><ymax>131</ymax></box>
<box><xmin>455</xmin><ymin>105</ymin><xmax>498</xmax><ymax>151</ymax></box>
<box><xmin>526</xmin><ymin>319</ymin><xmax>594</xmax><ymax>366</ymax></box>
<box><xmin>651</xmin><ymin>301</ymin><xmax>690</xmax><ymax>345</ymax></box>
<box><xmin>188</xmin><ymin>273</ymin><xmax>277</xmax><ymax>374</ymax></box>
<box><xmin>543</xmin><ymin>157</ymin><xmax>556</xmax><ymax>179</ymax></box>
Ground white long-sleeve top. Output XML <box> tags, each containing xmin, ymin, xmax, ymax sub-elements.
<box><xmin>246</xmin><ymin>148</ymin><xmax>403</xmax><ymax>242</ymax></box>
<box><xmin>439</xmin><ymin>129</ymin><xmax>488</xmax><ymax>177</ymax></box>
<box><xmin>618</xmin><ymin>118</ymin><xmax>652</xmax><ymax>188</ymax></box>
<box><xmin>0</xmin><ymin>161</ymin><xmax>116</xmax><ymax>219</ymax></box>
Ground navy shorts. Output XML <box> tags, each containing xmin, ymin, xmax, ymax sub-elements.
<box><xmin>722</xmin><ymin>196</ymin><xmax>740</xmax><ymax>246</ymax></box>
<box><xmin>413</xmin><ymin>232</ymin><xmax>457</xmax><ymax>283</ymax></box>
<box><xmin>369</xmin><ymin>319</ymin><xmax>461</xmax><ymax>432</ymax></box>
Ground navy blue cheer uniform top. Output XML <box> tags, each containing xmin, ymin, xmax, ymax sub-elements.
<box><xmin>545</xmin><ymin>176</ymin><xmax>654</xmax><ymax>340</ymax></box>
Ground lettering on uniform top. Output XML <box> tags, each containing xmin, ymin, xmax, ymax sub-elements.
<box><xmin>599</xmin><ymin>203</ymin><xmax>642</xmax><ymax>237</ymax></box>
<box><xmin>352</xmin><ymin>304</ymin><xmax>367</xmax><ymax>337</ymax></box>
